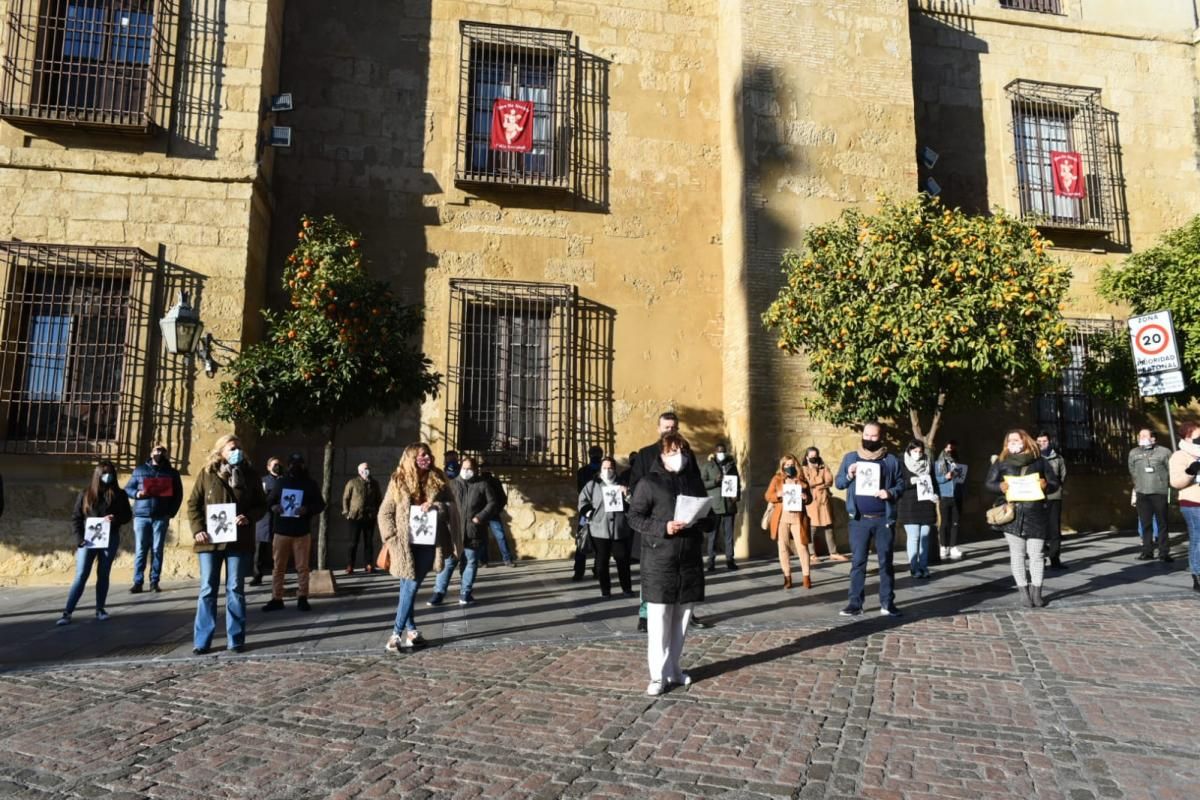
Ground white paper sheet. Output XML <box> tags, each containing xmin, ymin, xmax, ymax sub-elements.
<box><xmin>409</xmin><ymin>506</ymin><xmax>438</xmax><ymax>545</ymax></box>
<box><xmin>673</xmin><ymin>495</ymin><xmax>712</xmax><ymax>526</ymax></box>
<box><xmin>1004</xmin><ymin>473</ymin><xmax>1045</xmax><ymax>502</ymax></box>
<box><xmin>280</xmin><ymin>488</ymin><xmax>304</xmax><ymax>518</ymax></box>
<box><xmin>206</xmin><ymin>503</ymin><xmax>239</xmax><ymax>543</ymax></box>
<box><xmin>782</xmin><ymin>484</ymin><xmax>805</xmax><ymax>512</ymax></box>
<box><xmin>855</xmin><ymin>461</ymin><xmax>881</xmax><ymax>496</ymax></box>
<box><xmin>83</xmin><ymin>517</ymin><xmax>110</xmax><ymax>549</ymax></box>
<box><xmin>721</xmin><ymin>475</ymin><xmax>739</xmax><ymax>498</ymax></box>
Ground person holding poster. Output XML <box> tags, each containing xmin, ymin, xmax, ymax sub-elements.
<box><xmin>262</xmin><ymin>453</ymin><xmax>326</xmax><ymax>613</ymax></box>
<box><xmin>57</xmin><ymin>461</ymin><xmax>133</xmax><ymax>626</ymax></box>
<box><xmin>934</xmin><ymin>441</ymin><xmax>967</xmax><ymax>561</ymax></box>
<box><xmin>700</xmin><ymin>443</ymin><xmax>741</xmax><ymax>572</ymax></box>
<box><xmin>802</xmin><ymin>448</ymin><xmax>845</xmax><ymax>562</ymax></box>
<box><xmin>628</xmin><ymin>433</ymin><xmax>713</xmax><ymax>696</ymax></box>
<box><xmin>378</xmin><ymin>443</ymin><xmax>458</xmax><ymax>653</ymax></box>
<box><xmin>834</xmin><ymin>421</ymin><xmax>906</xmax><ymax>617</ymax></box>
<box><xmin>578</xmin><ymin>456</ymin><xmax>635</xmax><ymax>598</ymax></box>
<box><xmin>124</xmin><ymin>443</ymin><xmax>184</xmax><ymax>594</ymax></box>
<box><xmin>898</xmin><ymin>442</ymin><xmax>937</xmax><ymax>580</ymax></box>
<box><xmin>765</xmin><ymin>454</ymin><xmax>813</xmax><ymax>590</ymax></box>
<box><xmin>985</xmin><ymin>429</ymin><xmax>1061</xmax><ymax>609</ymax></box>
<box><xmin>186</xmin><ymin>434</ymin><xmax>267</xmax><ymax>654</ymax></box>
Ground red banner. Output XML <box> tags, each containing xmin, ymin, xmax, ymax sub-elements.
<box><xmin>1050</xmin><ymin>151</ymin><xmax>1085</xmax><ymax>198</ymax></box>
<box><xmin>141</xmin><ymin>477</ymin><xmax>174</xmax><ymax>497</ymax></box>
<box><xmin>489</xmin><ymin>99</ymin><xmax>534</xmax><ymax>153</ymax></box>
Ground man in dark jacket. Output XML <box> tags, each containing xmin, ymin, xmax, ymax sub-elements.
<box><xmin>1129</xmin><ymin>429</ymin><xmax>1173</xmax><ymax>562</ymax></box>
<box><xmin>699</xmin><ymin>443</ymin><xmax>740</xmax><ymax>572</ymax></box>
<box><xmin>834</xmin><ymin>421</ymin><xmax>906</xmax><ymax>617</ymax></box>
<box><xmin>251</xmin><ymin>457</ymin><xmax>282</xmax><ymax>586</ymax></box>
<box><xmin>262</xmin><ymin>453</ymin><xmax>326</xmax><ymax>612</ymax></box>
<box><xmin>477</xmin><ymin>466</ymin><xmax>515</xmax><ymax>567</ymax></box>
<box><xmin>430</xmin><ymin>456</ymin><xmax>500</xmax><ymax>606</ymax></box>
<box><xmin>342</xmin><ymin>461</ymin><xmax>382</xmax><ymax>574</ymax></box>
<box><xmin>1036</xmin><ymin>432</ymin><xmax>1068</xmax><ymax>569</ymax></box>
<box><xmin>124</xmin><ymin>443</ymin><xmax>184</xmax><ymax>593</ymax></box>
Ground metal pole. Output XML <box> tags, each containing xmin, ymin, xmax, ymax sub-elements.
<box><xmin>1164</xmin><ymin>396</ymin><xmax>1178</xmax><ymax>451</ymax></box>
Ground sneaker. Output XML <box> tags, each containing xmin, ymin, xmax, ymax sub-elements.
<box><xmin>949</xmin><ymin>547</ymin><xmax>964</xmax><ymax>560</ymax></box>
<box><xmin>458</xmin><ymin>595</ymin><xmax>475</xmax><ymax>607</ymax></box>
<box><xmin>150</xmin><ymin>582</ymin><xmax>161</xmax><ymax>593</ymax></box>
<box><xmin>880</xmin><ymin>606</ymin><xmax>903</xmax><ymax>617</ymax></box>
<box><xmin>262</xmin><ymin>598</ymin><xmax>284</xmax><ymax>612</ymax></box>
<box><xmin>505</xmin><ymin>560</ymin><xmax>516</xmax><ymax>567</ymax></box>
<box><xmin>839</xmin><ymin>607</ymin><xmax>862</xmax><ymax>617</ymax></box>
<box><xmin>229</xmin><ymin>644</ymin><xmax>245</xmax><ymax>654</ymax></box>
<box><xmin>55</xmin><ymin>613</ymin><xmax>71</xmax><ymax>626</ymax></box>
<box><xmin>427</xmin><ymin>592</ymin><xmax>444</xmax><ymax>607</ymax></box>
<box><xmin>130</xmin><ymin>584</ymin><xmax>143</xmax><ymax>594</ymax></box>
<box><xmin>646</xmin><ymin>679</ymin><xmax>666</xmax><ymax>697</ymax></box>
<box><xmin>192</xmin><ymin>646</ymin><xmax>210</xmax><ymax>656</ymax></box>
<box><xmin>406</xmin><ymin>630</ymin><xmax>427</xmax><ymax>649</ymax></box>
<box><xmin>296</xmin><ymin>597</ymin><xmax>311</xmax><ymax>612</ymax></box>
<box><xmin>691</xmin><ymin>613</ymin><xmax>712</xmax><ymax>629</ymax></box>
<box><xmin>384</xmin><ymin>633</ymin><xmax>407</xmax><ymax>653</ymax></box>
<box><xmin>95</xmin><ymin>609</ymin><xmax>109</xmax><ymax>621</ymax></box>
<box><xmin>939</xmin><ymin>547</ymin><xmax>950</xmax><ymax>559</ymax></box>
<box><xmin>667</xmin><ymin>672</ymin><xmax>693</xmax><ymax>687</ymax></box>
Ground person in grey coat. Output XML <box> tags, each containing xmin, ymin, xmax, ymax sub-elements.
<box><xmin>1129</xmin><ymin>429</ymin><xmax>1173</xmax><ymax>562</ymax></box>
<box><xmin>578</xmin><ymin>456</ymin><xmax>634</xmax><ymax>597</ymax></box>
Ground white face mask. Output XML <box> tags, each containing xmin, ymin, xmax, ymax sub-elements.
<box><xmin>1007</xmin><ymin>442</ymin><xmax>1024</xmax><ymax>455</ymax></box>
<box><xmin>600</xmin><ymin>469</ymin><xmax>615</xmax><ymax>484</ymax></box>
<box><xmin>460</xmin><ymin>469</ymin><xmax>475</xmax><ymax>481</ymax></box>
<box><xmin>1139</xmin><ymin>439</ymin><xmax>1152</xmax><ymax>448</ymax></box>
<box><xmin>359</xmin><ymin>470</ymin><xmax>370</xmax><ymax>480</ymax></box>
<box><xmin>715</xmin><ymin>452</ymin><xmax>727</xmax><ymax>463</ymax></box>
<box><xmin>663</xmin><ymin>452</ymin><xmax>684</xmax><ymax>473</ymax></box>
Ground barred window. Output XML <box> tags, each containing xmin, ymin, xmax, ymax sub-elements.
<box><xmin>1034</xmin><ymin>319</ymin><xmax>1135</xmax><ymax>471</ymax></box>
<box><xmin>1007</xmin><ymin>80</ymin><xmax>1125</xmax><ymax>239</ymax></box>
<box><xmin>999</xmin><ymin>0</ymin><xmax>1062</xmax><ymax>13</ymax></box>
<box><xmin>0</xmin><ymin>242</ymin><xmax>155</xmax><ymax>458</ymax></box>
<box><xmin>445</xmin><ymin>279</ymin><xmax>576</xmax><ymax>469</ymax></box>
<box><xmin>0</xmin><ymin>0</ymin><xmax>176</xmax><ymax>130</ymax></box>
<box><xmin>456</xmin><ymin>21</ymin><xmax>574</xmax><ymax>189</ymax></box>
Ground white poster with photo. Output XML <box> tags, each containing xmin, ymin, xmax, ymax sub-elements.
<box><xmin>721</xmin><ymin>475</ymin><xmax>740</xmax><ymax>498</ymax></box>
<box><xmin>83</xmin><ymin>517</ymin><xmax>110</xmax><ymax>549</ymax></box>
<box><xmin>916</xmin><ymin>475</ymin><xmax>937</xmax><ymax>502</ymax></box>
<box><xmin>206</xmin><ymin>503</ymin><xmax>239</xmax><ymax>543</ymax></box>
<box><xmin>855</xmin><ymin>462</ymin><xmax>882</xmax><ymax>496</ymax></box>
<box><xmin>280</xmin><ymin>488</ymin><xmax>304</xmax><ymax>518</ymax></box>
<box><xmin>409</xmin><ymin>506</ymin><xmax>438</xmax><ymax>545</ymax></box>
<box><xmin>782</xmin><ymin>484</ymin><xmax>805</xmax><ymax>512</ymax></box>
<box><xmin>602</xmin><ymin>486</ymin><xmax>625</xmax><ymax>513</ymax></box>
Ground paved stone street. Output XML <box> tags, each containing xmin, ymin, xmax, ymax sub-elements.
<box><xmin>1</xmin><ymin>530</ymin><xmax>1198</xmax><ymax>799</ymax></box>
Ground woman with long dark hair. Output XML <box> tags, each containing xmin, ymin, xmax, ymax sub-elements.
<box><xmin>57</xmin><ymin>461</ymin><xmax>132</xmax><ymax>625</ymax></box>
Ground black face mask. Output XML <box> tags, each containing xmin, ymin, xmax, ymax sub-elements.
<box><xmin>862</xmin><ymin>439</ymin><xmax>883</xmax><ymax>452</ymax></box>
<box><xmin>783</xmin><ymin>465</ymin><xmax>797</xmax><ymax>477</ymax></box>
<box><xmin>807</xmin><ymin>457</ymin><xmax>821</xmax><ymax>465</ymax></box>
<box><xmin>1040</xmin><ymin>446</ymin><xmax>1051</xmax><ymax>457</ymax></box>
<box><xmin>1193</xmin><ymin>437</ymin><xmax>1200</xmax><ymax>446</ymax></box>
<box><xmin>152</xmin><ymin>452</ymin><xmax>167</xmax><ymax>465</ymax></box>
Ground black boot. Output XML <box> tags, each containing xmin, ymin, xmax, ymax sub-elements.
<box><xmin>1019</xmin><ymin>585</ymin><xmax>1033</xmax><ymax>608</ymax></box>
<box><xmin>1048</xmin><ymin>557</ymin><xmax>1066</xmax><ymax>570</ymax></box>
<box><xmin>1030</xmin><ymin>584</ymin><xmax>1045</xmax><ymax>608</ymax></box>
<box><xmin>1192</xmin><ymin>574</ymin><xmax>1199</xmax><ymax>593</ymax></box>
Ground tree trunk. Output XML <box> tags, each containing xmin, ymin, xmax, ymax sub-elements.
<box><xmin>317</xmin><ymin>427</ymin><xmax>336</xmax><ymax>571</ymax></box>
<box><xmin>909</xmin><ymin>389</ymin><xmax>948</xmax><ymax>452</ymax></box>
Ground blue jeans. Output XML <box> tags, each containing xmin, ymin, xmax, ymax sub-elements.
<box><xmin>489</xmin><ymin>518</ymin><xmax>513</xmax><ymax>563</ymax></box>
<box><xmin>194</xmin><ymin>550</ymin><xmax>248</xmax><ymax>649</ymax></box>
<box><xmin>434</xmin><ymin>546</ymin><xmax>480</xmax><ymax>598</ymax></box>
<box><xmin>905</xmin><ymin>524</ymin><xmax>932</xmax><ymax>575</ymax></box>
<box><xmin>132</xmin><ymin>516</ymin><xmax>169</xmax><ymax>585</ymax></box>
<box><xmin>1181</xmin><ymin>506</ymin><xmax>1200</xmax><ymax>576</ymax></box>
<box><xmin>63</xmin><ymin>531</ymin><xmax>121</xmax><ymax>615</ymax></box>
<box><xmin>847</xmin><ymin>518</ymin><xmax>896</xmax><ymax>611</ymax></box>
<box><xmin>394</xmin><ymin>545</ymin><xmax>437</xmax><ymax>634</ymax></box>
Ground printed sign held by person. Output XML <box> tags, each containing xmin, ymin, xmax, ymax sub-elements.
<box><xmin>206</xmin><ymin>503</ymin><xmax>239</xmax><ymax>544</ymax></box>
<box><xmin>855</xmin><ymin>462</ymin><xmax>882</xmax><ymax>496</ymax></box>
<box><xmin>280</xmin><ymin>488</ymin><xmax>303</xmax><ymax>518</ymax></box>
<box><xmin>782</xmin><ymin>484</ymin><xmax>805</xmax><ymax>512</ymax></box>
<box><xmin>602</xmin><ymin>487</ymin><xmax>624</xmax><ymax>513</ymax></box>
<box><xmin>83</xmin><ymin>517</ymin><xmax>110</xmax><ymax>549</ymax></box>
<box><xmin>409</xmin><ymin>506</ymin><xmax>438</xmax><ymax>545</ymax></box>
<box><xmin>721</xmin><ymin>475</ymin><xmax>739</xmax><ymax>498</ymax></box>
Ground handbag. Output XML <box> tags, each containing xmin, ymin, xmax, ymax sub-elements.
<box><xmin>375</xmin><ymin>542</ymin><xmax>391</xmax><ymax>571</ymax></box>
<box><xmin>986</xmin><ymin>502</ymin><xmax>1015</xmax><ymax>527</ymax></box>
<box><xmin>760</xmin><ymin>502</ymin><xmax>774</xmax><ymax>531</ymax></box>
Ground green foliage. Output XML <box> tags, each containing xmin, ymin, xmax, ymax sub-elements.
<box><xmin>216</xmin><ymin>215</ymin><xmax>440</xmax><ymax>434</ymax></box>
<box><xmin>1087</xmin><ymin>215</ymin><xmax>1200</xmax><ymax>404</ymax></box>
<box><xmin>762</xmin><ymin>194</ymin><xmax>1072</xmax><ymax>438</ymax></box>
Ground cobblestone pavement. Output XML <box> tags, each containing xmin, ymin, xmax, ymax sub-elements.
<box><xmin>1</xmin><ymin>532</ymin><xmax>1199</xmax><ymax>799</ymax></box>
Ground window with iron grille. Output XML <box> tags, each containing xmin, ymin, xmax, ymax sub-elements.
<box><xmin>1034</xmin><ymin>318</ymin><xmax>1135</xmax><ymax>471</ymax></box>
<box><xmin>0</xmin><ymin>242</ymin><xmax>155</xmax><ymax>458</ymax></box>
<box><xmin>446</xmin><ymin>279</ymin><xmax>576</xmax><ymax>469</ymax></box>
<box><xmin>0</xmin><ymin>0</ymin><xmax>177</xmax><ymax>130</ymax></box>
<box><xmin>456</xmin><ymin>21</ymin><xmax>575</xmax><ymax>189</ymax></box>
<box><xmin>1007</xmin><ymin>80</ymin><xmax>1125</xmax><ymax>239</ymax></box>
<box><xmin>999</xmin><ymin>0</ymin><xmax>1063</xmax><ymax>13</ymax></box>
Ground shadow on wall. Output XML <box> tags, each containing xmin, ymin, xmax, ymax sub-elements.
<box><xmin>146</xmin><ymin>260</ymin><xmax>207</xmax><ymax>470</ymax></box>
<box><xmin>167</xmin><ymin>0</ymin><xmax>226</xmax><ymax>159</ymax></box>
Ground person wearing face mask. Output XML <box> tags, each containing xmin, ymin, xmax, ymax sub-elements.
<box><xmin>1034</xmin><ymin>432</ymin><xmax>1068</xmax><ymax>569</ymax></box>
<box><xmin>628</xmin><ymin>433</ymin><xmax>713</xmax><ymax>696</ymax></box>
<box><xmin>573</xmin><ymin>445</ymin><xmax>606</xmax><ymax>581</ymax></box>
<box><xmin>985</xmin><ymin>429</ymin><xmax>1060</xmax><ymax>608</ymax></box>
<box><xmin>477</xmin><ymin>463</ymin><xmax>516</xmax><ymax>567</ymax></box>
<box><xmin>1129</xmin><ymin>429</ymin><xmax>1173</xmax><ymax>562</ymax></box>
<box><xmin>429</xmin><ymin>456</ymin><xmax>498</xmax><ymax>606</ymax></box>
<box><xmin>124</xmin><ymin>443</ymin><xmax>184</xmax><ymax>594</ymax></box>
<box><xmin>934</xmin><ymin>441</ymin><xmax>966</xmax><ymax>561</ymax></box>
<box><xmin>766</xmin><ymin>454</ymin><xmax>813</xmax><ymax>589</ymax></box>
<box><xmin>251</xmin><ymin>457</ymin><xmax>283</xmax><ymax>586</ymax></box>
<box><xmin>898</xmin><ymin>441</ymin><xmax>937</xmax><ymax>580</ymax></box>
<box><xmin>700</xmin><ymin>443</ymin><xmax>740</xmax><ymax>572</ymax></box>
<box><xmin>57</xmin><ymin>461</ymin><xmax>133</xmax><ymax>625</ymax></box>
<box><xmin>834</xmin><ymin>421</ymin><xmax>906</xmax><ymax>617</ymax></box>
<box><xmin>262</xmin><ymin>453</ymin><xmax>327</xmax><ymax>613</ymax></box>
<box><xmin>801</xmin><ymin>447</ymin><xmax>845</xmax><ymax>562</ymax></box>
<box><xmin>1169</xmin><ymin>421</ymin><xmax>1200</xmax><ymax>592</ymax></box>
<box><xmin>343</xmin><ymin>461</ymin><xmax>382</xmax><ymax>574</ymax></box>
<box><xmin>186</xmin><ymin>435</ymin><xmax>267</xmax><ymax>653</ymax></box>
<box><xmin>578</xmin><ymin>456</ymin><xmax>635</xmax><ymax>597</ymax></box>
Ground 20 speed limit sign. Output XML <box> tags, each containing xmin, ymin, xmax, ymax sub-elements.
<box><xmin>1128</xmin><ymin>310</ymin><xmax>1181</xmax><ymax>376</ymax></box>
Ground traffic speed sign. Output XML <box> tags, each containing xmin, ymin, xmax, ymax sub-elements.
<box><xmin>1128</xmin><ymin>311</ymin><xmax>1181</xmax><ymax>375</ymax></box>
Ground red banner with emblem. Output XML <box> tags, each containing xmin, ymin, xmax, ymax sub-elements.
<box><xmin>490</xmin><ymin>99</ymin><xmax>535</xmax><ymax>153</ymax></box>
<box><xmin>1050</xmin><ymin>151</ymin><xmax>1085</xmax><ymax>198</ymax></box>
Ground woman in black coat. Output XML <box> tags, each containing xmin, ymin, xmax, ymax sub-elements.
<box><xmin>628</xmin><ymin>432</ymin><xmax>713</xmax><ymax>696</ymax></box>
<box><xmin>985</xmin><ymin>428</ymin><xmax>1061</xmax><ymax>609</ymax></box>
<box><xmin>58</xmin><ymin>461</ymin><xmax>133</xmax><ymax>625</ymax></box>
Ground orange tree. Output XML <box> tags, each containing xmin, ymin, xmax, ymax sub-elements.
<box><xmin>216</xmin><ymin>214</ymin><xmax>440</xmax><ymax>568</ymax></box>
<box><xmin>762</xmin><ymin>194</ymin><xmax>1073</xmax><ymax>446</ymax></box>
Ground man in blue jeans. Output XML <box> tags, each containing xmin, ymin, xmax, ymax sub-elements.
<box><xmin>124</xmin><ymin>443</ymin><xmax>184</xmax><ymax>593</ymax></box>
<box><xmin>834</xmin><ymin>421</ymin><xmax>906</xmax><ymax>617</ymax></box>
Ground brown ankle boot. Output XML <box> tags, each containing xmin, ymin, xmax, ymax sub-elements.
<box><xmin>802</xmin><ymin>574</ymin><xmax>812</xmax><ymax>590</ymax></box>
<box><xmin>783</xmin><ymin>575</ymin><xmax>792</xmax><ymax>590</ymax></box>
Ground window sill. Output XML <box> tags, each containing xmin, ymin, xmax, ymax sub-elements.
<box><xmin>0</xmin><ymin>110</ymin><xmax>156</xmax><ymax>135</ymax></box>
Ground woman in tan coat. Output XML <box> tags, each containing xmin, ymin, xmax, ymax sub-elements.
<box><xmin>378</xmin><ymin>442</ymin><xmax>459</xmax><ymax>652</ymax></box>
<box><xmin>802</xmin><ymin>447</ymin><xmax>847</xmax><ymax>562</ymax></box>
<box><xmin>765</xmin><ymin>453</ymin><xmax>813</xmax><ymax>589</ymax></box>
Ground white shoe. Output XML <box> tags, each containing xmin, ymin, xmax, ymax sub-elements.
<box><xmin>385</xmin><ymin>633</ymin><xmax>404</xmax><ymax>653</ymax></box>
<box><xmin>646</xmin><ymin>679</ymin><xmax>666</xmax><ymax>696</ymax></box>
<box><xmin>406</xmin><ymin>629</ymin><xmax>426</xmax><ymax>648</ymax></box>
<box><xmin>939</xmin><ymin>547</ymin><xmax>950</xmax><ymax>559</ymax></box>
<box><xmin>949</xmin><ymin>547</ymin><xmax>964</xmax><ymax>560</ymax></box>
<box><xmin>667</xmin><ymin>672</ymin><xmax>692</xmax><ymax>687</ymax></box>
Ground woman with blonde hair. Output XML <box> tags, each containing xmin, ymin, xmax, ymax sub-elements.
<box><xmin>765</xmin><ymin>453</ymin><xmax>813</xmax><ymax>589</ymax></box>
<box><xmin>186</xmin><ymin>434</ymin><xmax>266</xmax><ymax>654</ymax></box>
<box><xmin>378</xmin><ymin>443</ymin><xmax>458</xmax><ymax>652</ymax></box>
<box><xmin>984</xmin><ymin>428</ymin><xmax>1060</xmax><ymax>609</ymax></box>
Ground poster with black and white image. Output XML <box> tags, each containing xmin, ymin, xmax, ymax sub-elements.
<box><xmin>83</xmin><ymin>517</ymin><xmax>110</xmax><ymax>549</ymax></box>
<box><xmin>602</xmin><ymin>486</ymin><xmax>625</xmax><ymax>513</ymax></box>
<box><xmin>280</xmin><ymin>488</ymin><xmax>303</xmax><ymax>518</ymax></box>
<box><xmin>206</xmin><ymin>503</ymin><xmax>239</xmax><ymax>543</ymax></box>
<box><xmin>721</xmin><ymin>475</ymin><xmax>739</xmax><ymax>498</ymax></box>
<box><xmin>782</xmin><ymin>484</ymin><xmax>805</xmax><ymax>512</ymax></box>
<box><xmin>409</xmin><ymin>506</ymin><xmax>438</xmax><ymax>545</ymax></box>
<box><xmin>855</xmin><ymin>462</ymin><xmax>881</xmax><ymax>496</ymax></box>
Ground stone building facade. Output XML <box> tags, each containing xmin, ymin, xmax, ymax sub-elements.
<box><xmin>0</xmin><ymin>0</ymin><xmax>1197</xmax><ymax>581</ymax></box>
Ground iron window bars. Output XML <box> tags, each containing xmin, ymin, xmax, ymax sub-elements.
<box><xmin>999</xmin><ymin>0</ymin><xmax>1063</xmax><ymax>13</ymax></box>
<box><xmin>0</xmin><ymin>0</ymin><xmax>178</xmax><ymax>131</ymax></box>
<box><xmin>456</xmin><ymin>21</ymin><xmax>574</xmax><ymax>189</ymax></box>
<box><xmin>1034</xmin><ymin>317</ymin><xmax>1135</xmax><ymax>471</ymax></box>
<box><xmin>1007</xmin><ymin>79</ymin><xmax>1124</xmax><ymax>235</ymax></box>
<box><xmin>446</xmin><ymin>278</ymin><xmax>577</xmax><ymax>469</ymax></box>
<box><xmin>0</xmin><ymin>241</ymin><xmax>156</xmax><ymax>459</ymax></box>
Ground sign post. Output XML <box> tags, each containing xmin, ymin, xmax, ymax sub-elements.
<box><xmin>1128</xmin><ymin>310</ymin><xmax>1185</xmax><ymax>451</ymax></box>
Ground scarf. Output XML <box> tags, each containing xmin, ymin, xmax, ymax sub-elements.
<box><xmin>1002</xmin><ymin>451</ymin><xmax>1036</xmax><ymax>469</ymax></box>
<box><xmin>856</xmin><ymin>444</ymin><xmax>887</xmax><ymax>461</ymax></box>
<box><xmin>903</xmin><ymin>450</ymin><xmax>929</xmax><ymax>477</ymax></box>
<box><xmin>218</xmin><ymin>462</ymin><xmax>247</xmax><ymax>490</ymax></box>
